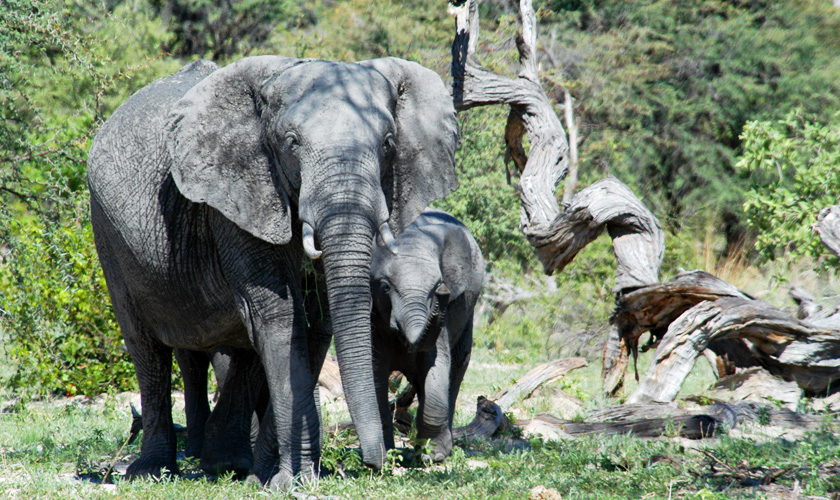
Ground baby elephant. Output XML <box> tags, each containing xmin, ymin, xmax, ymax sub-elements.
<box><xmin>370</xmin><ymin>209</ymin><xmax>484</xmax><ymax>462</ymax></box>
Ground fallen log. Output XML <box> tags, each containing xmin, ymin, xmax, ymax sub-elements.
<box><xmin>519</xmin><ymin>411</ymin><xmax>727</xmax><ymax>440</ymax></box>
<box><xmin>453</xmin><ymin>396</ymin><xmax>507</xmax><ymax>440</ymax></box>
<box><xmin>604</xmin><ymin>270</ymin><xmax>753</xmax><ymax>394</ymax></box>
<box><xmin>628</xmin><ymin>297</ymin><xmax>840</xmax><ymax>403</ymax></box>
<box><xmin>493</xmin><ymin>357</ymin><xmax>587</xmax><ymax>411</ymax></box>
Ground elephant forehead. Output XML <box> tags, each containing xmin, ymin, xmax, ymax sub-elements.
<box><xmin>278</xmin><ymin>62</ymin><xmax>393</xmax><ymax>109</ymax></box>
<box><xmin>386</xmin><ymin>251</ymin><xmax>442</xmax><ymax>283</ymax></box>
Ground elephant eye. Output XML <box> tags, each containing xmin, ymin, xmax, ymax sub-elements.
<box><xmin>382</xmin><ymin>134</ymin><xmax>395</xmax><ymax>157</ymax></box>
<box><xmin>284</xmin><ymin>132</ymin><xmax>299</xmax><ymax>151</ymax></box>
<box><xmin>379</xmin><ymin>280</ymin><xmax>391</xmax><ymax>295</ymax></box>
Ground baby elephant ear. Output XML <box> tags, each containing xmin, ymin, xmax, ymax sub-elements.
<box><xmin>166</xmin><ymin>56</ymin><xmax>301</xmax><ymax>245</ymax></box>
<box><xmin>359</xmin><ymin>57</ymin><xmax>460</xmax><ymax>235</ymax></box>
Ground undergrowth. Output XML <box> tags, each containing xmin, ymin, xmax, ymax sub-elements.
<box><xmin>1</xmin><ymin>393</ymin><xmax>838</xmax><ymax>499</ymax></box>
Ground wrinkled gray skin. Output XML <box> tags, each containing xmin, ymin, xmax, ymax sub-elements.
<box><xmin>175</xmin><ymin>347</ymin><xmax>268</xmax><ymax>464</ymax></box>
<box><xmin>87</xmin><ymin>56</ymin><xmax>458</xmax><ymax>487</ymax></box>
<box><xmin>370</xmin><ymin>210</ymin><xmax>484</xmax><ymax>462</ymax></box>
<box><xmin>173</xmin><ymin>347</ymin><xmax>233</xmax><ymax>460</ymax></box>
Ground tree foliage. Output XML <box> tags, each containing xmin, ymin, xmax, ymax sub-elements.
<box><xmin>538</xmin><ymin>0</ymin><xmax>840</xmax><ymax>234</ymax></box>
<box><xmin>0</xmin><ymin>0</ymin><xmax>179</xmax><ymax>395</ymax></box>
<box><xmin>146</xmin><ymin>0</ymin><xmax>310</xmax><ymax>60</ymax></box>
<box><xmin>737</xmin><ymin>111</ymin><xmax>840</xmax><ymax>266</ymax></box>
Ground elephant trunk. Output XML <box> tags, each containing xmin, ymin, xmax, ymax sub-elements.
<box><xmin>402</xmin><ymin>306</ymin><xmax>430</xmax><ymax>349</ymax></box>
<box><xmin>317</xmin><ymin>210</ymin><xmax>385</xmax><ymax>469</ymax></box>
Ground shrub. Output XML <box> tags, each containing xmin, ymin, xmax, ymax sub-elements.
<box><xmin>737</xmin><ymin>110</ymin><xmax>840</xmax><ymax>267</ymax></box>
<box><xmin>0</xmin><ymin>201</ymin><xmax>134</xmax><ymax>396</ymax></box>
<box><xmin>0</xmin><ymin>0</ymin><xmax>178</xmax><ymax>396</ymax></box>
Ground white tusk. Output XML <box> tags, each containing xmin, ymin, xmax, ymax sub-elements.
<box><xmin>377</xmin><ymin>222</ymin><xmax>398</xmax><ymax>256</ymax></box>
<box><xmin>302</xmin><ymin>222</ymin><xmax>322</xmax><ymax>260</ymax></box>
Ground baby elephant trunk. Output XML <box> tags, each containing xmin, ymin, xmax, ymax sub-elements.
<box><xmin>403</xmin><ymin>311</ymin><xmax>431</xmax><ymax>353</ymax></box>
<box><xmin>402</xmin><ymin>283</ymin><xmax>450</xmax><ymax>353</ymax></box>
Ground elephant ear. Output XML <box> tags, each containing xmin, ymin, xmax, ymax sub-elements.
<box><xmin>166</xmin><ymin>56</ymin><xmax>302</xmax><ymax>245</ymax></box>
<box><xmin>359</xmin><ymin>58</ymin><xmax>460</xmax><ymax>235</ymax></box>
<box><xmin>440</xmin><ymin>224</ymin><xmax>476</xmax><ymax>301</ymax></box>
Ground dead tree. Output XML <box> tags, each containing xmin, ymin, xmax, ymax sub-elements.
<box><xmin>449</xmin><ymin>0</ymin><xmax>664</xmax><ymax>287</ymax></box>
<box><xmin>628</xmin><ymin>297</ymin><xmax>840</xmax><ymax>403</ymax></box>
<box><xmin>604</xmin><ymin>270</ymin><xmax>755</xmax><ymax>393</ymax></box>
<box><xmin>449</xmin><ymin>0</ymin><xmax>664</xmax><ymax>395</ymax></box>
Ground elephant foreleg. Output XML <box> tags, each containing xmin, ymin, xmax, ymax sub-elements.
<box><xmin>415</xmin><ymin>331</ymin><xmax>454</xmax><ymax>463</ymax></box>
<box><xmin>242</xmin><ymin>288</ymin><xmax>321</xmax><ymax>489</ymax></box>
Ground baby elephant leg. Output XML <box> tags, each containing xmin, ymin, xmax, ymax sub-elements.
<box><xmin>415</xmin><ymin>339</ymin><xmax>454</xmax><ymax>463</ymax></box>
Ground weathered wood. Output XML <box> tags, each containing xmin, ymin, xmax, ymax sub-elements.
<box><xmin>561</xmin><ymin>88</ymin><xmax>579</xmax><ymax>204</ymax></box>
<box><xmin>612</xmin><ymin>270</ymin><xmax>752</xmax><ymax>348</ymax></box>
<box><xmin>493</xmin><ymin>357</ymin><xmax>587</xmax><ymax>410</ymax></box>
<box><xmin>815</xmin><ymin>205</ymin><xmax>840</xmax><ymax>258</ymax></box>
<box><xmin>705</xmin><ymin>367</ymin><xmax>802</xmax><ymax>411</ymax></box>
<box><xmin>519</xmin><ymin>408</ymin><xmax>730</xmax><ymax>439</ymax></box>
<box><xmin>790</xmin><ymin>286</ymin><xmax>821</xmax><ymax>319</ymax></box>
<box><xmin>530</xmin><ymin>176</ymin><xmax>665</xmax><ymax>289</ymax></box>
<box><xmin>601</xmin><ymin>325</ymin><xmax>629</xmax><ymax>394</ymax></box>
<box><xmin>449</xmin><ymin>1</ymin><xmax>664</xmax><ymax>286</ymax></box>
<box><xmin>603</xmin><ymin>270</ymin><xmax>753</xmax><ymax>394</ymax></box>
<box><xmin>628</xmin><ymin>297</ymin><xmax>840</xmax><ymax>403</ymax></box>
<box><xmin>453</xmin><ymin>396</ymin><xmax>506</xmax><ymax>440</ymax></box>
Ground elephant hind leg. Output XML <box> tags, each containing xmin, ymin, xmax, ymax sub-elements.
<box><xmin>175</xmin><ymin>348</ymin><xmax>212</xmax><ymax>459</ymax></box>
<box><xmin>200</xmin><ymin>347</ymin><xmax>264</xmax><ymax>477</ymax></box>
<box><xmin>123</xmin><ymin>320</ymin><xmax>179</xmax><ymax>479</ymax></box>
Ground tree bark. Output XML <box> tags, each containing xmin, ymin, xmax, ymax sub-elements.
<box><xmin>493</xmin><ymin>357</ymin><xmax>587</xmax><ymax>410</ymax></box>
<box><xmin>628</xmin><ymin>297</ymin><xmax>840</xmax><ymax>403</ymax></box>
<box><xmin>449</xmin><ymin>0</ymin><xmax>664</xmax><ymax>287</ymax></box>
<box><xmin>602</xmin><ymin>270</ymin><xmax>753</xmax><ymax>394</ymax></box>
<box><xmin>561</xmin><ymin>88</ymin><xmax>578</xmax><ymax>204</ymax></box>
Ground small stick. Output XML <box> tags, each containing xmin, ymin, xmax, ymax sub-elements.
<box><xmin>103</xmin><ymin>429</ymin><xmax>135</xmax><ymax>483</ymax></box>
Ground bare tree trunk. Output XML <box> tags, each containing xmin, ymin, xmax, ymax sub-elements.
<box><xmin>561</xmin><ymin>88</ymin><xmax>579</xmax><ymax>204</ymax></box>
<box><xmin>449</xmin><ymin>0</ymin><xmax>663</xmax><ymax>286</ymax></box>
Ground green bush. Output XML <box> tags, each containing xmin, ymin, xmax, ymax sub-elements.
<box><xmin>737</xmin><ymin>110</ymin><xmax>840</xmax><ymax>266</ymax></box>
<box><xmin>0</xmin><ymin>0</ymin><xmax>179</xmax><ymax>396</ymax></box>
<box><xmin>0</xmin><ymin>202</ymin><xmax>134</xmax><ymax>396</ymax></box>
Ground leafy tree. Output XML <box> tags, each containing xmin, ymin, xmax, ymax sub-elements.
<box><xmin>0</xmin><ymin>0</ymin><xmax>179</xmax><ymax>395</ymax></box>
<box><xmin>736</xmin><ymin>110</ymin><xmax>840</xmax><ymax>266</ymax></box>
<box><xmin>146</xmin><ymin>0</ymin><xmax>311</xmax><ymax>60</ymax></box>
<box><xmin>538</xmin><ymin>0</ymin><xmax>840</xmax><ymax>238</ymax></box>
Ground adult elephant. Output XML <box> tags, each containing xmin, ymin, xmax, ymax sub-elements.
<box><xmin>87</xmin><ymin>56</ymin><xmax>459</xmax><ymax>487</ymax></box>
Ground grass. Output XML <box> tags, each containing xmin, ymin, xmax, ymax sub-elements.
<box><xmin>1</xmin><ymin>392</ymin><xmax>838</xmax><ymax>499</ymax></box>
<box><xmin>1</xmin><ymin>246</ymin><xmax>839</xmax><ymax>498</ymax></box>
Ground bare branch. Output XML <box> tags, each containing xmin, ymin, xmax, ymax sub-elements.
<box><xmin>516</xmin><ymin>0</ymin><xmax>538</xmax><ymax>82</ymax></box>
